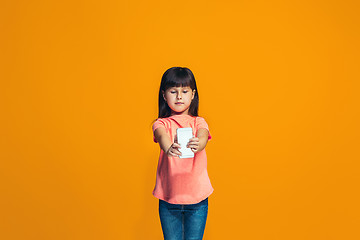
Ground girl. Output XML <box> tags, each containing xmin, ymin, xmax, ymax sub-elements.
<box><xmin>152</xmin><ymin>67</ymin><xmax>214</xmax><ymax>240</ymax></box>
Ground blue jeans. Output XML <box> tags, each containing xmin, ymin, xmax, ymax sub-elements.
<box><xmin>158</xmin><ymin>197</ymin><xmax>208</xmax><ymax>240</ymax></box>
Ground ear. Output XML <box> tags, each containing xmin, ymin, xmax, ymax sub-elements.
<box><xmin>162</xmin><ymin>90</ymin><xmax>166</xmax><ymax>101</ymax></box>
<box><xmin>192</xmin><ymin>89</ymin><xmax>196</xmax><ymax>100</ymax></box>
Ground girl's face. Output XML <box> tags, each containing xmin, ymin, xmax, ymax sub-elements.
<box><xmin>162</xmin><ymin>86</ymin><xmax>195</xmax><ymax>116</ymax></box>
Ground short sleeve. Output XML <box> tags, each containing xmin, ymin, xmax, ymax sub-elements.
<box><xmin>196</xmin><ymin>117</ymin><xmax>212</xmax><ymax>141</ymax></box>
<box><xmin>152</xmin><ymin>118</ymin><xmax>166</xmax><ymax>143</ymax></box>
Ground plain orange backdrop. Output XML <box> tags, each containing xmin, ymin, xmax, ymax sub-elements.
<box><xmin>1</xmin><ymin>0</ymin><xmax>359</xmax><ymax>239</ymax></box>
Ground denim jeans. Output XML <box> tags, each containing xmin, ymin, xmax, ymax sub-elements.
<box><xmin>159</xmin><ymin>197</ymin><xmax>208</xmax><ymax>240</ymax></box>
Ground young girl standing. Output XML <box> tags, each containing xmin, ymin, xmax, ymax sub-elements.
<box><xmin>152</xmin><ymin>67</ymin><xmax>214</xmax><ymax>240</ymax></box>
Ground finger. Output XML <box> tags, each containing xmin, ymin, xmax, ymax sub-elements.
<box><xmin>170</xmin><ymin>151</ymin><xmax>180</xmax><ymax>157</ymax></box>
<box><xmin>173</xmin><ymin>143</ymin><xmax>181</xmax><ymax>148</ymax></box>
<box><xmin>188</xmin><ymin>140</ymin><xmax>199</xmax><ymax>144</ymax></box>
<box><xmin>170</xmin><ymin>147</ymin><xmax>181</xmax><ymax>155</ymax></box>
<box><xmin>167</xmin><ymin>151</ymin><xmax>175</xmax><ymax>156</ymax></box>
<box><xmin>187</xmin><ymin>143</ymin><xmax>198</xmax><ymax>148</ymax></box>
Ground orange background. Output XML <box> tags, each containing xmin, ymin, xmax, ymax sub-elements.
<box><xmin>1</xmin><ymin>0</ymin><xmax>359</xmax><ymax>239</ymax></box>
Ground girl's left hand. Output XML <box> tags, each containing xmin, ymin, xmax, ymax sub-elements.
<box><xmin>186</xmin><ymin>137</ymin><xmax>200</xmax><ymax>153</ymax></box>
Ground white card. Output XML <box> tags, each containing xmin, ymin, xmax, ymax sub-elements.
<box><xmin>176</xmin><ymin>127</ymin><xmax>194</xmax><ymax>158</ymax></box>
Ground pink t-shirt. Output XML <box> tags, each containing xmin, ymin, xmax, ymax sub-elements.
<box><xmin>152</xmin><ymin>114</ymin><xmax>214</xmax><ymax>204</ymax></box>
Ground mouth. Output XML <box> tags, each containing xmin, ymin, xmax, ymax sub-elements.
<box><xmin>175</xmin><ymin>102</ymin><xmax>184</xmax><ymax>105</ymax></box>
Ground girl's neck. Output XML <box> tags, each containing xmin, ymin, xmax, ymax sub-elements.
<box><xmin>170</xmin><ymin>114</ymin><xmax>192</xmax><ymax>117</ymax></box>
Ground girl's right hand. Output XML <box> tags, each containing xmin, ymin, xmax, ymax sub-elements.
<box><xmin>166</xmin><ymin>143</ymin><xmax>182</xmax><ymax>157</ymax></box>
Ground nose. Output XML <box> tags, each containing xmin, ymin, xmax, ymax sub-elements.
<box><xmin>176</xmin><ymin>92</ymin><xmax>182</xmax><ymax>99</ymax></box>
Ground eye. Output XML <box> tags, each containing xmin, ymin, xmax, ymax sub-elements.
<box><xmin>169</xmin><ymin>90</ymin><xmax>189</xmax><ymax>94</ymax></box>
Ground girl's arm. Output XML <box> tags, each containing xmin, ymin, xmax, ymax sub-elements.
<box><xmin>154</xmin><ymin>127</ymin><xmax>181</xmax><ymax>156</ymax></box>
<box><xmin>187</xmin><ymin>128</ymin><xmax>209</xmax><ymax>153</ymax></box>
<box><xmin>154</xmin><ymin>127</ymin><xmax>172</xmax><ymax>153</ymax></box>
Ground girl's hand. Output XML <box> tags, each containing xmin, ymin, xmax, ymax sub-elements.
<box><xmin>187</xmin><ymin>137</ymin><xmax>200</xmax><ymax>153</ymax></box>
<box><xmin>166</xmin><ymin>143</ymin><xmax>182</xmax><ymax>157</ymax></box>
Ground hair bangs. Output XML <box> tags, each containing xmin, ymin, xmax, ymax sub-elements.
<box><xmin>164</xmin><ymin>70</ymin><xmax>194</xmax><ymax>90</ymax></box>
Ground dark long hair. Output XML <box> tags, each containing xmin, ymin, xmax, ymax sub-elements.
<box><xmin>153</xmin><ymin>67</ymin><xmax>200</xmax><ymax>122</ymax></box>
